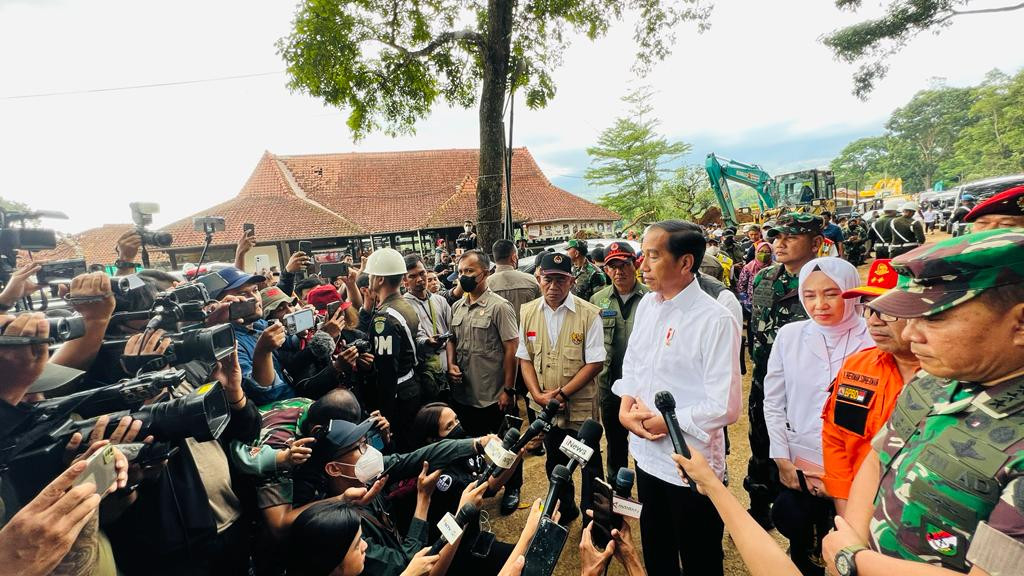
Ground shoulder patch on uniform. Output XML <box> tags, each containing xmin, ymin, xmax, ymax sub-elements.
<box><xmin>373</xmin><ymin>316</ymin><xmax>386</xmax><ymax>334</ymax></box>
<box><xmin>437</xmin><ymin>474</ymin><xmax>453</xmax><ymax>492</ymax></box>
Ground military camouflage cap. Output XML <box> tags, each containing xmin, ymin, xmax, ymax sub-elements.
<box><xmin>869</xmin><ymin>228</ymin><xmax>1024</xmax><ymax>318</ymax></box>
<box><xmin>765</xmin><ymin>212</ymin><xmax>823</xmax><ymax>238</ymax></box>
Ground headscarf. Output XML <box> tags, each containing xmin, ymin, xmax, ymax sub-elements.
<box><xmin>748</xmin><ymin>241</ymin><xmax>773</xmax><ymax>274</ymax></box>
<box><xmin>798</xmin><ymin>257</ymin><xmax>865</xmax><ymax>340</ymax></box>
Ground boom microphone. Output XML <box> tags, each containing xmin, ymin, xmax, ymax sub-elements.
<box><xmin>654</xmin><ymin>390</ymin><xmax>697</xmax><ymax>491</ymax></box>
<box><xmin>542</xmin><ymin>465</ymin><xmax>571</xmax><ymax>519</ymax></box>
<box><xmin>427</xmin><ymin>503</ymin><xmax>480</xmax><ymax>555</ymax></box>
<box><xmin>613</xmin><ymin>467</ymin><xmax>635</xmax><ymax>499</ymax></box>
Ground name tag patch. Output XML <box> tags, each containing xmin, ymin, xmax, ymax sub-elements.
<box><xmin>600</xmin><ymin>309</ymin><xmax>617</xmax><ymax>318</ymax></box>
<box><xmin>837</xmin><ymin>385</ymin><xmax>873</xmax><ymax>406</ymax></box>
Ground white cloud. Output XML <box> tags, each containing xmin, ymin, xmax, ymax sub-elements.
<box><xmin>0</xmin><ymin>0</ymin><xmax>1021</xmax><ymax>234</ymax></box>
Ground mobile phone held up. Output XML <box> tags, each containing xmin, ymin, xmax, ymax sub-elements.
<box><xmin>283</xmin><ymin>307</ymin><xmax>317</xmax><ymax>336</ymax></box>
<box><xmin>590</xmin><ymin>478</ymin><xmax>618</xmax><ymax>550</ymax></box>
<box><xmin>243</xmin><ymin>223</ymin><xmax>255</xmax><ymax>238</ymax></box>
<box><xmin>319</xmin><ymin>262</ymin><xmax>349</xmax><ymax>279</ymax></box>
<box><xmin>73</xmin><ymin>444</ymin><xmax>118</xmax><ymax>498</ymax></box>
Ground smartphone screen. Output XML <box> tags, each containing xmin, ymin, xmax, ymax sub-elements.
<box><xmin>229</xmin><ymin>299</ymin><xmax>259</xmax><ymax>322</ymax></box>
<box><xmin>73</xmin><ymin>445</ymin><xmax>118</xmax><ymax>498</ymax></box>
<box><xmin>590</xmin><ymin>478</ymin><xmax>616</xmax><ymax>549</ymax></box>
<box><xmin>297</xmin><ymin>241</ymin><xmax>312</xmax><ymax>255</ymax></box>
<box><xmin>326</xmin><ymin>300</ymin><xmax>342</xmax><ymax>318</ymax></box>
<box><xmin>243</xmin><ymin>223</ymin><xmax>255</xmax><ymax>237</ymax></box>
<box><xmin>285</xmin><ymin>307</ymin><xmax>317</xmax><ymax>335</ymax></box>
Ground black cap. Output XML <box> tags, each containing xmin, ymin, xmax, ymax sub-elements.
<box><xmin>539</xmin><ymin>252</ymin><xmax>573</xmax><ymax>276</ymax></box>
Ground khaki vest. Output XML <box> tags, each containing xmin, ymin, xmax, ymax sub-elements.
<box><xmin>521</xmin><ymin>297</ymin><xmax>601</xmax><ymax>430</ymax></box>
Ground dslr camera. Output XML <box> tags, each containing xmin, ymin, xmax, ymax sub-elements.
<box><xmin>130</xmin><ymin>202</ymin><xmax>173</xmax><ymax>248</ymax></box>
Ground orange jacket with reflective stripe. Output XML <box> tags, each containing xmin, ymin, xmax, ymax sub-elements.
<box><xmin>821</xmin><ymin>347</ymin><xmax>911</xmax><ymax>499</ymax></box>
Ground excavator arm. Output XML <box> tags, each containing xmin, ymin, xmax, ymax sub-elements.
<box><xmin>705</xmin><ymin>153</ymin><xmax>776</xmax><ymax>227</ymax></box>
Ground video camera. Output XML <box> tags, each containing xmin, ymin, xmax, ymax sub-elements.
<box><xmin>0</xmin><ymin>369</ymin><xmax>230</xmax><ymax>500</ymax></box>
<box><xmin>0</xmin><ymin>206</ymin><xmax>67</xmax><ymax>291</ymax></box>
<box><xmin>110</xmin><ymin>275</ymin><xmax>220</xmax><ymax>331</ymax></box>
<box><xmin>116</xmin><ymin>323</ymin><xmax>236</xmax><ymax>374</ymax></box>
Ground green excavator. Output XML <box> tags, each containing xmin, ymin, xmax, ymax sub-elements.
<box><xmin>705</xmin><ymin>153</ymin><xmax>839</xmax><ymax>227</ymax></box>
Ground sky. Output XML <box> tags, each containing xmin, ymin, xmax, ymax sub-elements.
<box><xmin>1</xmin><ymin>0</ymin><xmax>1022</xmax><ymax>233</ymax></box>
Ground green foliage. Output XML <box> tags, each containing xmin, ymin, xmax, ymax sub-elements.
<box><xmin>832</xmin><ymin>70</ymin><xmax>1024</xmax><ymax>191</ymax></box>
<box><xmin>0</xmin><ymin>197</ymin><xmax>32</xmax><ymax>214</ymax></box>
<box><xmin>278</xmin><ymin>0</ymin><xmax>710</xmax><ymax>139</ymax></box>
<box><xmin>657</xmin><ymin>165</ymin><xmax>716</xmax><ymax>220</ymax></box>
<box><xmin>944</xmin><ymin>69</ymin><xmax>1024</xmax><ymax>180</ymax></box>
<box><xmin>822</xmin><ymin>1</ymin><xmax>1024</xmax><ymax>98</ymax></box>
<box><xmin>585</xmin><ymin>87</ymin><xmax>691</xmax><ymax>222</ymax></box>
<box><xmin>830</xmin><ymin>135</ymin><xmax>893</xmax><ymax>187</ymax></box>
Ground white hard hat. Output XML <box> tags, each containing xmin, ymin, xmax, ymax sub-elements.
<box><xmin>901</xmin><ymin>201</ymin><xmax>919</xmax><ymax>212</ymax></box>
<box><xmin>363</xmin><ymin>248</ymin><xmax>406</xmax><ymax>276</ymax></box>
<box><xmin>882</xmin><ymin>199</ymin><xmax>902</xmax><ymax>212</ymax></box>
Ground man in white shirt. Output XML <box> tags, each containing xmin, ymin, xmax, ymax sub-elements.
<box><xmin>613</xmin><ymin>220</ymin><xmax>742</xmax><ymax>576</ymax></box>
<box><xmin>402</xmin><ymin>253</ymin><xmax>452</xmax><ymax>403</ymax></box>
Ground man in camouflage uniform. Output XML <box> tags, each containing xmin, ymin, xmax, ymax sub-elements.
<box><xmin>843</xmin><ymin>215</ymin><xmax>869</xmax><ymax>266</ymax></box>
<box><xmin>823</xmin><ymin>228</ymin><xmax>1024</xmax><ymax>576</ymax></box>
<box><xmin>745</xmin><ymin>212</ymin><xmax>824</xmax><ymax>529</ymax></box>
<box><xmin>567</xmin><ymin>238</ymin><xmax>606</xmax><ymax>302</ymax></box>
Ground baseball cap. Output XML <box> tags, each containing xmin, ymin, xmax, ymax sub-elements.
<box><xmin>260</xmin><ymin>286</ymin><xmax>297</xmax><ymax>317</ymax></box>
<box><xmin>216</xmin><ymin>267</ymin><xmax>266</xmax><ymax>295</ymax></box>
<box><xmin>965</xmin><ymin>186</ymin><xmax>1024</xmax><ymax>222</ymax></box>
<box><xmin>539</xmin><ymin>252</ymin><xmax>573</xmax><ymax>276</ymax></box>
<box><xmin>306</xmin><ymin>284</ymin><xmax>342</xmax><ymax>310</ymax></box>
<box><xmin>603</xmin><ymin>242</ymin><xmax>637</xmax><ymax>264</ymax></box>
<box><xmin>321</xmin><ymin>419</ymin><xmax>374</xmax><ymax>453</ymax></box>
<box><xmin>869</xmin><ymin>228</ymin><xmax>1024</xmax><ymax>318</ymax></box>
<box><xmin>566</xmin><ymin>239</ymin><xmax>587</xmax><ymax>252</ymax></box>
<box><xmin>765</xmin><ymin>213</ymin><xmax>824</xmax><ymax>238</ymax></box>
<box><xmin>842</xmin><ymin>259</ymin><xmax>899</xmax><ymax>299</ymax></box>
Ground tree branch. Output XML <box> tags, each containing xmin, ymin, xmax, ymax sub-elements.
<box><xmin>937</xmin><ymin>2</ymin><xmax>1024</xmax><ymax>24</ymax></box>
<box><xmin>376</xmin><ymin>29</ymin><xmax>484</xmax><ymax>57</ymax></box>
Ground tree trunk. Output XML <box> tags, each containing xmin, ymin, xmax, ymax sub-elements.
<box><xmin>477</xmin><ymin>0</ymin><xmax>513</xmax><ymax>254</ymax></box>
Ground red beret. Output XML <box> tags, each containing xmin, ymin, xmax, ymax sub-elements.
<box><xmin>965</xmin><ymin>185</ymin><xmax>1024</xmax><ymax>222</ymax></box>
<box><xmin>305</xmin><ymin>284</ymin><xmax>342</xmax><ymax>309</ymax></box>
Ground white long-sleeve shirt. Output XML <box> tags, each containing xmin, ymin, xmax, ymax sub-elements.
<box><xmin>763</xmin><ymin>320</ymin><xmax>873</xmax><ymax>465</ymax></box>
<box><xmin>612</xmin><ymin>278</ymin><xmax>742</xmax><ymax>485</ymax></box>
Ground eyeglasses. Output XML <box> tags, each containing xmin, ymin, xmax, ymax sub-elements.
<box><xmin>856</xmin><ymin>303</ymin><xmax>898</xmax><ymax>322</ymax></box>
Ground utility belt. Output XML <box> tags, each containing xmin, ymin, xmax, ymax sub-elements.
<box><xmin>890</xmin><ymin>242</ymin><xmax>919</xmax><ymax>249</ymax></box>
<box><xmin>873</xmin><ymin>242</ymin><xmax>889</xmax><ymax>248</ymax></box>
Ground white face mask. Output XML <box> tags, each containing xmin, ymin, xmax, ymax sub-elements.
<box><xmin>353</xmin><ymin>445</ymin><xmax>385</xmax><ymax>484</ymax></box>
<box><xmin>707</xmin><ymin>246</ymin><xmax>720</xmax><ymax>256</ymax></box>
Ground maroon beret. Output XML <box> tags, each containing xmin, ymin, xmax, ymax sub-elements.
<box><xmin>965</xmin><ymin>185</ymin><xmax>1024</xmax><ymax>222</ymax></box>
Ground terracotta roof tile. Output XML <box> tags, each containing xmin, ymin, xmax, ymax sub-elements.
<box><xmin>29</xmin><ymin>223</ymin><xmax>170</xmax><ymax>268</ymax></box>
<box><xmin>163</xmin><ymin>148</ymin><xmax>617</xmax><ymax>248</ymax></box>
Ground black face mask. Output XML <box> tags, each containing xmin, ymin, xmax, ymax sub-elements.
<box><xmin>445</xmin><ymin>424</ymin><xmax>467</xmax><ymax>440</ymax></box>
<box><xmin>458</xmin><ymin>274</ymin><xmax>478</xmax><ymax>292</ymax></box>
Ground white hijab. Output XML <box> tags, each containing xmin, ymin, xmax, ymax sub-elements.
<box><xmin>798</xmin><ymin>257</ymin><xmax>866</xmax><ymax>343</ymax></box>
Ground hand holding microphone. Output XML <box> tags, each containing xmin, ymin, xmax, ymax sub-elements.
<box><xmin>654</xmin><ymin>391</ymin><xmax>699</xmax><ymax>492</ymax></box>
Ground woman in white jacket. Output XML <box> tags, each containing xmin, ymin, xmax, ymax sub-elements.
<box><xmin>763</xmin><ymin>257</ymin><xmax>873</xmax><ymax>576</ymax></box>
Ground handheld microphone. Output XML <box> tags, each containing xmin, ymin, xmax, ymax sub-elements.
<box><xmin>427</xmin><ymin>503</ymin><xmax>480</xmax><ymax>555</ymax></box>
<box><xmin>613</xmin><ymin>467</ymin><xmax>635</xmax><ymax>499</ymax></box>
<box><xmin>560</xmin><ymin>418</ymin><xmax>603</xmax><ymax>475</ymax></box>
<box><xmin>654</xmin><ymin>390</ymin><xmax>697</xmax><ymax>491</ymax></box>
<box><xmin>479</xmin><ymin>427</ymin><xmax>522</xmax><ymax>482</ymax></box>
<box><xmin>542</xmin><ymin>465</ymin><xmax>571</xmax><ymax>519</ymax></box>
<box><xmin>507</xmin><ymin>405</ymin><xmax>554</xmax><ymax>455</ymax></box>
<box><xmin>308</xmin><ymin>330</ymin><xmax>336</xmax><ymax>361</ymax></box>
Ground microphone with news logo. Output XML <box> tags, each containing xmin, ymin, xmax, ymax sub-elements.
<box><xmin>426</xmin><ymin>503</ymin><xmax>480</xmax><ymax>555</ymax></box>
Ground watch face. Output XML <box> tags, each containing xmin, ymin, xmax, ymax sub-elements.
<box><xmin>836</xmin><ymin>554</ymin><xmax>851</xmax><ymax>576</ymax></box>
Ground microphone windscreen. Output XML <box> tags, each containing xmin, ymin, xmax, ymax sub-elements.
<box><xmin>502</xmin><ymin>427</ymin><xmax>521</xmax><ymax>448</ymax></box>
<box><xmin>551</xmin><ymin>464</ymin><xmax>571</xmax><ymax>483</ymax></box>
<box><xmin>614</xmin><ymin>467</ymin><xmax>636</xmax><ymax>495</ymax></box>
<box><xmin>455</xmin><ymin>502</ymin><xmax>480</xmax><ymax>523</ymax></box>
<box><xmin>654</xmin><ymin>390</ymin><xmax>676</xmax><ymax>412</ymax></box>
<box><xmin>308</xmin><ymin>330</ymin><xmax>337</xmax><ymax>360</ymax></box>
<box><xmin>577</xmin><ymin>419</ymin><xmax>603</xmax><ymax>447</ymax></box>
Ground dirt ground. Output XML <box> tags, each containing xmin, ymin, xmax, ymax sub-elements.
<box><xmin>484</xmin><ymin>232</ymin><xmax>951</xmax><ymax>575</ymax></box>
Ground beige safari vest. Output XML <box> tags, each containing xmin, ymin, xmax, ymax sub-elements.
<box><xmin>521</xmin><ymin>297</ymin><xmax>601</xmax><ymax>431</ymax></box>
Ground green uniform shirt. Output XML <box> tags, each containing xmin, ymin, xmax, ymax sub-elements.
<box><xmin>870</xmin><ymin>372</ymin><xmax>1024</xmax><ymax>574</ymax></box>
<box><xmin>749</xmin><ymin>264</ymin><xmax>808</xmax><ymax>385</ymax></box>
<box><xmin>571</xmin><ymin>261</ymin><xmax>606</xmax><ymax>302</ymax></box>
<box><xmin>590</xmin><ymin>282</ymin><xmax>650</xmax><ymax>395</ymax></box>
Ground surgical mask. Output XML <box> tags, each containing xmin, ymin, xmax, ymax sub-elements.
<box><xmin>756</xmin><ymin>252</ymin><xmax>772</xmax><ymax>264</ymax></box>
<box><xmin>707</xmin><ymin>246</ymin><xmax>720</xmax><ymax>256</ymax></box>
<box><xmin>445</xmin><ymin>424</ymin><xmax>467</xmax><ymax>440</ymax></box>
<box><xmin>458</xmin><ymin>274</ymin><xmax>478</xmax><ymax>292</ymax></box>
<box><xmin>353</xmin><ymin>445</ymin><xmax>385</xmax><ymax>484</ymax></box>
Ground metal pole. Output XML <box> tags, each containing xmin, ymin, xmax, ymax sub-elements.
<box><xmin>504</xmin><ymin>91</ymin><xmax>515</xmax><ymax>240</ymax></box>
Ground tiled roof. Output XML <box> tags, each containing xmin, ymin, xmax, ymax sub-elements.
<box><xmin>29</xmin><ymin>223</ymin><xmax>170</xmax><ymax>268</ymax></box>
<box><xmin>160</xmin><ymin>152</ymin><xmax>364</xmax><ymax>248</ymax></box>
<box><xmin>163</xmin><ymin>148</ymin><xmax>617</xmax><ymax>248</ymax></box>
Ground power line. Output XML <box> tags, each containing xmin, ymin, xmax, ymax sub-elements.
<box><xmin>0</xmin><ymin>70</ymin><xmax>284</xmax><ymax>101</ymax></box>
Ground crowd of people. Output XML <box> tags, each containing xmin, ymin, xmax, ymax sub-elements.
<box><xmin>0</xmin><ymin>184</ymin><xmax>1023</xmax><ymax>576</ymax></box>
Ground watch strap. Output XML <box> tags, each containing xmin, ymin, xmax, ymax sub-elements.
<box><xmin>837</xmin><ymin>544</ymin><xmax>868</xmax><ymax>576</ymax></box>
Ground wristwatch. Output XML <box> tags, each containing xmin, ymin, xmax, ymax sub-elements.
<box><xmin>503</xmin><ymin>388</ymin><xmax>516</xmax><ymax>396</ymax></box>
<box><xmin>835</xmin><ymin>544</ymin><xmax>867</xmax><ymax>576</ymax></box>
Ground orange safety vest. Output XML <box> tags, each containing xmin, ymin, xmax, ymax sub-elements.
<box><xmin>821</xmin><ymin>347</ymin><xmax>912</xmax><ymax>499</ymax></box>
